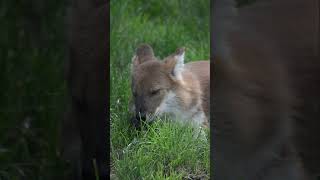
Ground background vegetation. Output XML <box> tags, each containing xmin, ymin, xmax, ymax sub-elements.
<box><xmin>110</xmin><ymin>0</ymin><xmax>210</xmax><ymax>179</ymax></box>
<box><xmin>0</xmin><ymin>1</ymin><xmax>69</xmax><ymax>179</ymax></box>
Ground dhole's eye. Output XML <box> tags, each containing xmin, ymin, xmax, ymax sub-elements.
<box><xmin>150</xmin><ymin>89</ymin><xmax>160</xmax><ymax>96</ymax></box>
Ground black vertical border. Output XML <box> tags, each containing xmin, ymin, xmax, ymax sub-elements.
<box><xmin>210</xmin><ymin>0</ymin><xmax>215</xmax><ymax>179</ymax></box>
<box><xmin>106</xmin><ymin>0</ymin><xmax>111</xmax><ymax>177</ymax></box>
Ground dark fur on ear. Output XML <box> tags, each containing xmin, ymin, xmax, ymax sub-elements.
<box><xmin>175</xmin><ymin>47</ymin><xmax>185</xmax><ymax>56</ymax></box>
<box><xmin>132</xmin><ymin>44</ymin><xmax>155</xmax><ymax>66</ymax></box>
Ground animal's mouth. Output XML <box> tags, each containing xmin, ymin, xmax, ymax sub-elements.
<box><xmin>146</xmin><ymin>107</ymin><xmax>162</xmax><ymax>123</ymax></box>
<box><xmin>136</xmin><ymin>112</ymin><xmax>146</xmax><ymax>122</ymax></box>
<box><xmin>130</xmin><ymin>112</ymin><xmax>158</xmax><ymax>130</ymax></box>
<box><xmin>130</xmin><ymin>108</ymin><xmax>163</xmax><ymax>129</ymax></box>
<box><xmin>146</xmin><ymin>113</ymin><xmax>158</xmax><ymax>123</ymax></box>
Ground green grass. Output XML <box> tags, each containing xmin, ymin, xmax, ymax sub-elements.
<box><xmin>110</xmin><ymin>0</ymin><xmax>210</xmax><ymax>179</ymax></box>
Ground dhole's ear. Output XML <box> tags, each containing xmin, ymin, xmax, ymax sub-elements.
<box><xmin>132</xmin><ymin>44</ymin><xmax>155</xmax><ymax>67</ymax></box>
<box><xmin>164</xmin><ymin>47</ymin><xmax>185</xmax><ymax>80</ymax></box>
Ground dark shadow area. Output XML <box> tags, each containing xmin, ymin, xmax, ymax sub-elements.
<box><xmin>212</xmin><ymin>0</ymin><xmax>320</xmax><ymax>179</ymax></box>
<box><xmin>0</xmin><ymin>0</ymin><xmax>70</xmax><ymax>179</ymax></box>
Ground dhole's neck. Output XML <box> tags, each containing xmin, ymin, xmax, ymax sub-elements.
<box><xmin>168</xmin><ymin>70</ymin><xmax>208</xmax><ymax>126</ymax></box>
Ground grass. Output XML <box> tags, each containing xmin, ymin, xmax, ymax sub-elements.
<box><xmin>110</xmin><ymin>0</ymin><xmax>210</xmax><ymax>179</ymax></box>
<box><xmin>113</xmin><ymin>119</ymin><xmax>209</xmax><ymax>179</ymax></box>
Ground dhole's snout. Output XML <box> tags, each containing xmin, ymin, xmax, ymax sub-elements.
<box><xmin>129</xmin><ymin>96</ymin><xmax>147</xmax><ymax>129</ymax></box>
<box><xmin>135</xmin><ymin>96</ymin><xmax>147</xmax><ymax>121</ymax></box>
<box><xmin>130</xmin><ymin>112</ymin><xmax>146</xmax><ymax>130</ymax></box>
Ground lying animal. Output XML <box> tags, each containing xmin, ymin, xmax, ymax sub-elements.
<box><xmin>130</xmin><ymin>44</ymin><xmax>210</xmax><ymax>129</ymax></box>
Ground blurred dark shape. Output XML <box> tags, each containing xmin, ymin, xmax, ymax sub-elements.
<box><xmin>60</xmin><ymin>0</ymin><xmax>108</xmax><ymax>180</ymax></box>
<box><xmin>212</xmin><ymin>0</ymin><xmax>319</xmax><ymax>179</ymax></box>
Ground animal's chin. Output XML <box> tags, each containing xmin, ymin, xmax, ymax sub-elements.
<box><xmin>147</xmin><ymin>111</ymin><xmax>176</xmax><ymax>123</ymax></box>
<box><xmin>146</xmin><ymin>113</ymin><xmax>158</xmax><ymax>123</ymax></box>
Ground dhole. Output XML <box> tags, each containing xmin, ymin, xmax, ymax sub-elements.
<box><xmin>131</xmin><ymin>44</ymin><xmax>210</xmax><ymax>128</ymax></box>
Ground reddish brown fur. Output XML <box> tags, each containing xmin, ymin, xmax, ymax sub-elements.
<box><xmin>131</xmin><ymin>45</ymin><xmax>209</xmax><ymax>126</ymax></box>
<box><xmin>185</xmin><ymin>61</ymin><xmax>210</xmax><ymax>120</ymax></box>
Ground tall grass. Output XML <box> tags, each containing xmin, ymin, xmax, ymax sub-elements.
<box><xmin>110</xmin><ymin>0</ymin><xmax>210</xmax><ymax>179</ymax></box>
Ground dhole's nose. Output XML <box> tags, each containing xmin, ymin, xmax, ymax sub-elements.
<box><xmin>135</xmin><ymin>96</ymin><xmax>146</xmax><ymax>121</ymax></box>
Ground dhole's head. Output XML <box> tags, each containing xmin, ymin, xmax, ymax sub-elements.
<box><xmin>131</xmin><ymin>44</ymin><xmax>186</xmax><ymax>124</ymax></box>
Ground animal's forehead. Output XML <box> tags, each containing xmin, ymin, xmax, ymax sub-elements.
<box><xmin>137</xmin><ymin>60</ymin><xmax>162</xmax><ymax>70</ymax></box>
<box><xmin>133</xmin><ymin>61</ymin><xmax>163</xmax><ymax>79</ymax></box>
<box><xmin>132</xmin><ymin>61</ymin><xmax>170</xmax><ymax>88</ymax></box>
